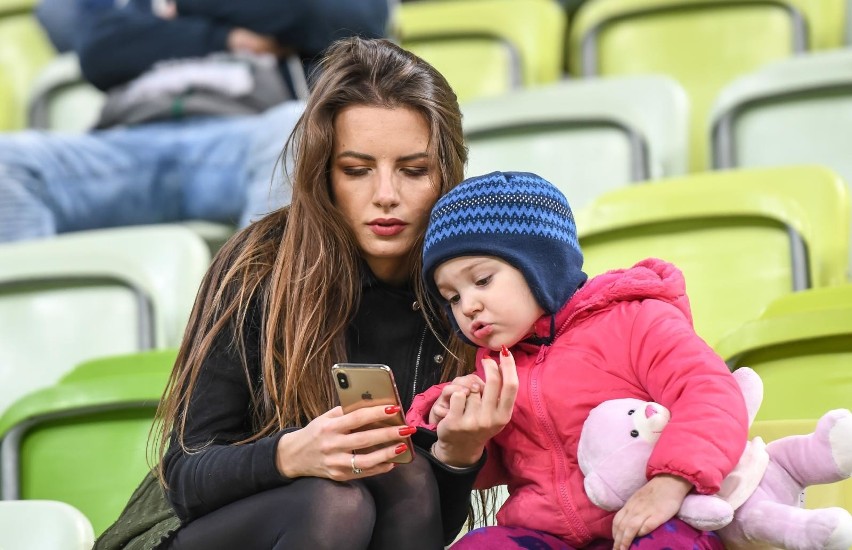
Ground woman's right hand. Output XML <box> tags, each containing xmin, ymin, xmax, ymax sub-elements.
<box><xmin>433</xmin><ymin>350</ymin><xmax>518</xmax><ymax>467</ymax></box>
<box><xmin>275</xmin><ymin>404</ymin><xmax>413</xmax><ymax>481</ymax></box>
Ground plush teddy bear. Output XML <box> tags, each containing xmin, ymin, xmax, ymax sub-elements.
<box><xmin>577</xmin><ymin>367</ymin><xmax>852</xmax><ymax>550</ymax></box>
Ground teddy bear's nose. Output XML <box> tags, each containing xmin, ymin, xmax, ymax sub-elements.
<box><xmin>645</xmin><ymin>404</ymin><xmax>657</xmax><ymax>418</ymax></box>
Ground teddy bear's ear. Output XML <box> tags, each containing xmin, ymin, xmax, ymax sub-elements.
<box><xmin>732</xmin><ymin>367</ymin><xmax>763</xmax><ymax>426</ymax></box>
<box><xmin>583</xmin><ymin>455</ymin><xmax>647</xmax><ymax>511</ymax></box>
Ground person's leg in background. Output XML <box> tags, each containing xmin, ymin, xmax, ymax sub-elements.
<box><xmin>236</xmin><ymin>100</ymin><xmax>305</xmax><ymax>227</ymax></box>
<box><xmin>0</xmin><ymin>114</ymin><xmax>262</xmax><ymax>244</ymax></box>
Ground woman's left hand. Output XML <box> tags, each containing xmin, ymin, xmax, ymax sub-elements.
<box><xmin>432</xmin><ymin>350</ymin><xmax>518</xmax><ymax>467</ymax></box>
<box><xmin>612</xmin><ymin>474</ymin><xmax>693</xmax><ymax>550</ymax></box>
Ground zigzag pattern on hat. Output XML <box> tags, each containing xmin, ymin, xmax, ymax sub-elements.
<box><xmin>424</xmin><ymin>171</ymin><xmax>580</xmax><ymax>253</ymax></box>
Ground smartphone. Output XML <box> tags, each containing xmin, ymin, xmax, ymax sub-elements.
<box><xmin>332</xmin><ymin>363</ymin><xmax>414</xmax><ymax>464</ymax></box>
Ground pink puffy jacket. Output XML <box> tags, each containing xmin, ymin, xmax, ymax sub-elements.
<box><xmin>407</xmin><ymin>258</ymin><xmax>748</xmax><ymax>546</ymax></box>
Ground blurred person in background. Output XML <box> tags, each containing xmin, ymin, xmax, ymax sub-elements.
<box><xmin>0</xmin><ymin>0</ymin><xmax>389</xmax><ymax>242</ymax></box>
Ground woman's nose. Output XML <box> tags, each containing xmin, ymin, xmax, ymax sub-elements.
<box><xmin>373</xmin><ymin>170</ymin><xmax>400</xmax><ymax>207</ymax></box>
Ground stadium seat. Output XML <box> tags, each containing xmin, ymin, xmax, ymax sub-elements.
<box><xmin>750</xmin><ymin>418</ymin><xmax>852</xmax><ymax>513</ymax></box>
<box><xmin>575</xmin><ymin>165</ymin><xmax>850</xmax><ymax>348</ymax></box>
<box><xmin>397</xmin><ymin>0</ymin><xmax>565</xmax><ymax>102</ymax></box>
<box><xmin>0</xmin><ymin>225</ymin><xmax>210</xmax><ymax>415</ymax></box>
<box><xmin>717</xmin><ymin>285</ymin><xmax>852</xmax><ymax>421</ymax></box>
<box><xmin>462</xmin><ymin>75</ymin><xmax>689</xmax><ymax>209</ymax></box>
<box><xmin>0</xmin><ymin>499</ymin><xmax>95</xmax><ymax>549</ymax></box>
<box><xmin>0</xmin><ymin>350</ymin><xmax>175</xmax><ymax>535</ymax></box>
<box><xmin>27</xmin><ymin>52</ymin><xmax>105</xmax><ymax>131</ymax></box>
<box><xmin>710</xmin><ymin>48</ymin><xmax>852</xmax><ymax>279</ymax></box>
<box><xmin>568</xmin><ymin>0</ymin><xmax>846</xmax><ymax>172</ymax></box>
<box><xmin>0</xmin><ymin>0</ymin><xmax>56</xmax><ymax>131</ymax></box>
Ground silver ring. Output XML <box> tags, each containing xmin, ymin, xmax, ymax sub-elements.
<box><xmin>351</xmin><ymin>452</ymin><xmax>363</xmax><ymax>475</ymax></box>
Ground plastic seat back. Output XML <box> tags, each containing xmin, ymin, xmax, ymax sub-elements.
<box><xmin>711</xmin><ymin>48</ymin><xmax>852</xmax><ymax>279</ymax></box>
<box><xmin>750</xmin><ymin>418</ymin><xmax>852</xmax><ymax>513</ymax></box>
<box><xmin>0</xmin><ymin>350</ymin><xmax>176</xmax><ymax>535</ymax></box>
<box><xmin>398</xmin><ymin>0</ymin><xmax>565</xmax><ymax>102</ymax></box>
<box><xmin>575</xmin><ymin>166</ymin><xmax>850</xmax><ymax>348</ymax></box>
<box><xmin>0</xmin><ymin>225</ymin><xmax>210</xmax><ymax>414</ymax></box>
<box><xmin>0</xmin><ymin>6</ymin><xmax>55</xmax><ymax>130</ymax></box>
<box><xmin>0</xmin><ymin>499</ymin><xmax>95</xmax><ymax>549</ymax></box>
<box><xmin>27</xmin><ymin>52</ymin><xmax>105</xmax><ymax>131</ymax></box>
<box><xmin>717</xmin><ymin>285</ymin><xmax>852</xmax><ymax>421</ymax></box>
<box><xmin>568</xmin><ymin>0</ymin><xmax>845</xmax><ymax>172</ymax></box>
<box><xmin>463</xmin><ymin>75</ymin><xmax>689</xmax><ymax>210</ymax></box>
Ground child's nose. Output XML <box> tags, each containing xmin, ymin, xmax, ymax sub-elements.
<box><xmin>645</xmin><ymin>404</ymin><xmax>657</xmax><ymax>418</ymax></box>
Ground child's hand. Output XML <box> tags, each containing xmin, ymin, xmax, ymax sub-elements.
<box><xmin>428</xmin><ymin>374</ymin><xmax>484</xmax><ymax>425</ymax></box>
<box><xmin>612</xmin><ymin>474</ymin><xmax>692</xmax><ymax>550</ymax></box>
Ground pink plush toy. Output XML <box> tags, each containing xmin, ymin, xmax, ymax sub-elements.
<box><xmin>577</xmin><ymin>367</ymin><xmax>852</xmax><ymax>550</ymax></box>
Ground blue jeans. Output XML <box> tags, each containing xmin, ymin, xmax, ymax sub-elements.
<box><xmin>0</xmin><ymin>100</ymin><xmax>304</xmax><ymax>242</ymax></box>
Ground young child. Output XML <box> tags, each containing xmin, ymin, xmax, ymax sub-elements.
<box><xmin>408</xmin><ymin>171</ymin><xmax>749</xmax><ymax>550</ymax></box>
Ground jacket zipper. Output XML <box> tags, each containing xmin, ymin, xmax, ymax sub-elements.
<box><xmin>411</xmin><ymin>324</ymin><xmax>427</xmax><ymax>398</ymax></box>
<box><xmin>530</xmin><ymin>307</ymin><xmax>595</xmax><ymax>541</ymax></box>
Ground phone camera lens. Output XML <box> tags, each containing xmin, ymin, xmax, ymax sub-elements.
<box><xmin>336</xmin><ymin>372</ymin><xmax>349</xmax><ymax>389</ymax></box>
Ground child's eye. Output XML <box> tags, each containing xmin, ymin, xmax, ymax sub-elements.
<box><xmin>475</xmin><ymin>275</ymin><xmax>492</xmax><ymax>287</ymax></box>
<box><xmin>446</xmin><ymin>294</ymin><xmax>460</xmax><ymax>305</ymax></box>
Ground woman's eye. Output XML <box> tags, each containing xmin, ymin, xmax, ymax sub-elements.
<box><xmin>475</xmin><ymin>275</ymin><xmax>492</xmax><ymax>287</ymax></box>
<box><xmin>342</xmin><ymin>167</ymin><xmax>369</xmax><ymax>177</ymax></box>
<box><xmin>402</xmin><ymin>167</ymin><xmax>429</xmax><ymax>177</ymax></box>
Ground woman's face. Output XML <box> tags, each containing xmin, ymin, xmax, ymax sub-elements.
<box><xmin>331</xmin><ymin>105</ymin><xmax>439</xmax><ymax>285</ymax></box>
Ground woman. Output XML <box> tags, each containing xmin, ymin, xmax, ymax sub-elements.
<box><xmin>96</xmin><ymin>37</ymin><xmax>517</xmax><ymax>550</ymax></box>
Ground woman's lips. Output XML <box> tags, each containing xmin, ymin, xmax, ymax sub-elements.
<box><xmin>368</xmin><ymin>219</ymin><xmax>407</xmax><ymax>236</ymax></box>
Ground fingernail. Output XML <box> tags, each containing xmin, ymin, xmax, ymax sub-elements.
<box><xmin>385</xmin><ymin>405</ymin><xmax>401</xmax><ymax>414</ymax></box>
<box><xmin>398</xmin><ymin>426</ymin><xmax>417</xmax><ymax>436</ymax></box>
<box><xmin>394</xmin><ymin>443</ymin><xmax>408</xmax><ymax>455</ymax></box>
<box><xmin>501</xmin><ymin>345</ymin><xmax>509</xmax><ymax>357</ymax></box>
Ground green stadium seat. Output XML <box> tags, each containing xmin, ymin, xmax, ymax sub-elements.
<box><xmin>568</xmin><ymin>0</ymin><xmax>846</xmax><ymax>172</ymax></box>
<box><xmin>710</xmin><ymin>48</ymin><xmax>852</xmax><ymax>279</ymax></box>
<box><xmin>0</xmin><ymin>499</ymin><xmax>95</xmax><ymax>549</ymax></box>
<box><xmin>575</xmin><ymin>165</ymin><xmax>850</xmax><ymax>348</ymax></box>
<box><xmin>397</xmin><ymin>0</ymin><xmax>565</xmax><ymax>103</ymax></box>
<box><xmin>27</xmin><ymin>52</ymin><xmax>105</xmax><ymax>132</ymax></box>
<box><xmin>0</xmin><ymin>225</ymin><xmax>210</xmax><ymax>415</ymax></box>
<box><xmin>717</xmin><ymin>285</ymin><xmax>852</xmax><ymax>421</ymax></box>
<box><xmin>0</xmin><ymin>0</ymin><xmax>56</xmax><ymax>130</ymax></box>
<box><xmin>0</xmin><ymin>350</ymin><xmax>175</xmax><ymax>535</ymax></box>
<box><xmin>462</xmin><ymin>75</ymin><xmax>689</xmax><ymax>210</ymax></box>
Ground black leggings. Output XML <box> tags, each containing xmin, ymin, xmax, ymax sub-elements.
<box><xmin>163</xmin><ymin>453</ymin><xmax>443</xmax><ymax>550</ymax></box>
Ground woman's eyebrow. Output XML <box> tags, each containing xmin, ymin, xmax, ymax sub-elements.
<box><xmin>336</xmin><ymin>151</ymin><xmax>374</xmax><ymax>161</ymax></box>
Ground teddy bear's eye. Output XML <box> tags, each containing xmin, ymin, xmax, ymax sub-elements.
<box><xmin>628</xmin><ymin>409</ymin><xmax>635</xmax><ymax>415</ymax></box>
<box><xmin>630</xmin><ymin>430</ymin><xmax>639</xmax><ymax>438</ymax></box>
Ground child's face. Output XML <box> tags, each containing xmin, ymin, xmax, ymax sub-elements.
<box><xmin>434</xmin><ymin>256</ymin><xmax>545</xmax><ymax>351</ymax></box>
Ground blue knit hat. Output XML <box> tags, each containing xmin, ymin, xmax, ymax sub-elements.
<box><xmin>423</xmin><ymin>171</ymin><xmax>587</xmax><ymax>319</ymax></box>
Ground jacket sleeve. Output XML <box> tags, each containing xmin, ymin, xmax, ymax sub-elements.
<box><xmin>473</xmin><ymin>441</ymin><xmax>511</xmax><ymax>490</ymax></box>
<box><xmin>174</xmin><ymin>0</ymin><xmax>390</xmax><ymax>56</ymax></box>
<box><xmin>162</xmin><ymin>312</ymin><xmax>295</xmax><ymax>521</ymax></box>
<box><xmin>75</xmin><ymin>0</ymin><xmax>231</xmax><ymax>90</ymax></box>
<box><xmin>405</xmin><ymin>383</ymin><xmax>446</xmax><ymax>429</ymax></box>
<box><xmin>629</xmin><ymin>300</ymin><xmax>748</xmax><ymax>495</ymax></box>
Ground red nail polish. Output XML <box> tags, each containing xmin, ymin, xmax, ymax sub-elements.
<box><xmin>398</xmin><ymin>426</ymin><xmax>417</xmax><ymax>436</ymax></box>
<box><xmin>394</xmin><ymin>443</ymin><xmax>408</xmax><ymax>455</ymax></box>
<box><xmin>501</xmin><ymin>345</ymin><xmax>510</xmax><ymax>357</ymax></box>
<box><xmin>385</xmin><ymin>405</ymin><xmax>401</xmax><ymax>414</ymax></box>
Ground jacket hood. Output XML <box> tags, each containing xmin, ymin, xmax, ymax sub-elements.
<box><xmin>530</xmin><ymin>258</ymin><xmax>692</xmax><ymax>341</ymax></box>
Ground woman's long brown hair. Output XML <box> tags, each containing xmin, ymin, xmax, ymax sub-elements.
<box><xmin>154</xmin><ymin>38</ymin><xmax>471</xmax><ymax>478</ymax></box>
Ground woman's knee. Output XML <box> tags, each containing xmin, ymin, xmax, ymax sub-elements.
<box><xmin>287</xmin><ymin>478</ymin><xmax>376</xmax><ymax>546</ymax></box>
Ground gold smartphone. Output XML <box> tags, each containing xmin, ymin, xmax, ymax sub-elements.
<box><xmin>332</xmin><ymin>363</ymin><xmax>414</xmax><ymax>464</ymax></box>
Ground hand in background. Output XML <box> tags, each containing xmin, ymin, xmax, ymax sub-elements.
<box><xmin>227</xmin><ymin>28</ymin><xmax>290</xmax><ymax>58</ymax></box>
<box><xmin>433</xmin><ymin>350</ymin><xmax>518</xmax><ymax>467</ymax></box>
<box><xmin>612</xmin><ymin>474</ymin><xmax>693</xmax><ymax>550</ymax></box>
<box><xmin>152</xmin><ymin>0</ymin><xmax>177</xmax><ymax>20</ymax></box>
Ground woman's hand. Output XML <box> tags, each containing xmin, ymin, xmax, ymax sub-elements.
<box><xmin>428</xmin><ymin>374</ymin><xmax>484</xmax><ymax>425</ymax></box>
<box><xmin>432</xmin><ymin>350</ymin><xmax>518</xmax><ymax>467</ymax></box>
<box><xmin>275</xmin><ymin>404</ymin><xmax>413</xmax><ymax>481</ymax></box>
<box><xmin>612</xmin><ymin>474</ymin><xmax>693</xmax><ymax>550</ymax></box>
